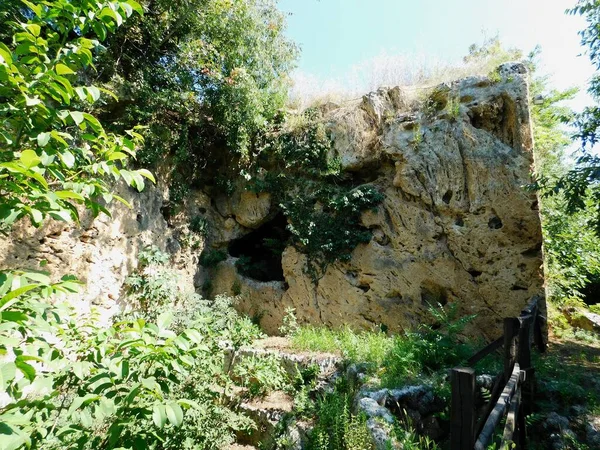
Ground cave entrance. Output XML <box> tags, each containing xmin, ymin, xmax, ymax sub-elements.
<box><xmin>228</xmin><ymin>213</ymin><xmax>290</xmax><ymax>282</ymax></box>
<box><xmin>580</xmin><ymin>274</ymin><xmax>600</xmax><ymax>306</ymax></box>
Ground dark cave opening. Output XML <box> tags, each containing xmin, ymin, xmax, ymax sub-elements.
<box><xmin>228</xmin><ymin>213</ymin><xmax>290</xmax><ymax>282</ymax></box>
<box><xmin>580</xmin><ymin>275</ymin><xmax>600</xmax><ymax>306</ymax></box>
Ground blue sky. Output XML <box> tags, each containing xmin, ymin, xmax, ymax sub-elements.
<box><xmin>278</xmin><ymin>0</ymin><xmax>594</xmax><ymax>109</ymax></box>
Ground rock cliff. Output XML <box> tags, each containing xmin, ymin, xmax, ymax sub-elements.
<box><xmin>212</xmin><ymin>62</ymin><xmax>543</xmax><ymax>339</ymax></box>
<box><xmin>0</xmin><ymin>62</ymin><xmax>544</xmax><ymax>339</ymax></box>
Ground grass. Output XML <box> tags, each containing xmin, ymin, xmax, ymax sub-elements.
<box><xmin>290</xmin><ymin>308</ymin><xmax>476</xmax><ymax>389</ymax></box>
<box><xmin>291</xmin><ymin>325</ymin><xmax>393</xmax><ymax>367</ymax></box>
<box><xmin>288</xmin><ymin>39</ymin><xmax>520</xmax><ymax>111</ymax></box>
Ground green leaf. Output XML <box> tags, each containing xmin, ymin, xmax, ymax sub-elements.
<box><xmin>87</xmin><ymin>86</ymin><xmax>101</xmax><ymax>102</ymax></box>
<box><xmin>21</xmin><ymin>271</ymin><xmax>50</xmax><ymax>284</ymax></box>
<box><xmin>0</xmin><ymin>311</ymin><xmax>28</xmax><ymax>322</ymax></box>
<box><xmin>92</xmin><ymin>21</ymin><xmax>107</xmax><ymax>41</ymax></box>
<box><xmin>37</xmin><ymin>132</ymin><xmax>51</xmax><ymax>147</ymax></box>
<box><xmin>0</xmin><ymin>362</ymin><xmax>17</xmax><ymax>390</ymax></box>
<box><xmin>0</xmin><ymin>285</ymin><xmax>38</xmax><ymax>310</ymax></box>
<box><xmin>20</xmin><ymin>0</ymin><xmax>42</xmax><ymax>17</ymax></box>
<box><xmin>30</xmin><ymin>208</ymin><xmax>43</xmax><ymax>225</ymax></box>
<box><xmin>152</xmin><ymin>404</ymin><xmax>167</xmax><ymax>428</ymax></box>
<box><xmin>136</xmin><ymin>169</ymin><xmax>155</xmax><ymax>183</ymax></box>
<box><xmin>15</xmin><ymin>357</ymin><xmax>36</xmax><ymax>381</ymax></box>
<box><xmin>70</xmin><ymin>111</ymin><xmax>84</xmax><ymax>126</ymax></box>
<box><xmin>132</xmin><ymin>172</ymin><xmax>145</xmax><ymax>192</ymax></box>
<box><xmin>48</xmin><ymin>210</ymin><xmax>73</xmax><ymax>222</ymax></box>
<box><xmin>56</xmin><ymin>64</ymin><xmax>75</xmax><ymax>75</ymax></box>
<box><xmin>82</xmin><ymin>113</ymin><xmax>103</xmax><ymax>132</ymax></box>
<box><xmin>60</xmin><ymin>150</ymin><xmax>75</xmax><ymax>168</ymax></box>
<box><xmin>55</xmin><ymin>190</ymin><xmax>85</xmax><ymax>201</ymax></box>
<box><xmin>165</xmin><ymin>402</ymin><xmax>184</xmax><ymax>427</ymax></box>
<box><xmin>157</xmin><ymin>311</ymin><xmax>174</xmax><ymax>331</ymax></box>
<box><xmin>125</xmin><ymin>0</ymin><xmax>144</xmax><ymax>16</ymax></box>
<box><xmin>108</xmin><ymin>152</ymin><xmax>128</xmax><ymax>161</ymax></box>
<box><xmin>25</xmin><ymin>23</ymin><xmax>40</xmax><ymax>37</ymax></box>
<box><xmin>20</xmin><ymin>150</ymin><xmax>40</xmax><ymax>168</ymax></box>
<box><xmin>0</xmin><ymin>43</ymin><xmax>13</xmax><ymax>65</ymax></box>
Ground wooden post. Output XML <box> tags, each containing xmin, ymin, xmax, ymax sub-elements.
<box><xmin>518</xmin><ymin>315</ymin><xmax>532</xmax><ymax>370</ymax></box>
<box><xmin>518</xmin><ymin>315</ymin><xmax>535</xmax><ymax>415</ymax></box>
<box><xmin>451</xmin><ymin>367</ymin><xmax>476</xmax><ymax>450</ymax></box>
<box><xmin>503</xmin><ymin>318</ymin><xmax>519</xmax><ymax>380</ymax></box>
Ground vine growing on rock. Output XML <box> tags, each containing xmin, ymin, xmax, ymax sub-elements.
<box><xmin>248</xmin><ymin>109</ymin><xmax>384</xmax><ymax>278</ymax></box>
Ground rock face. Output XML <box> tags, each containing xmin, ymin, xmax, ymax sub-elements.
<box><xmin>0</xmin><ymin>182</ymin><xmax>219</xmax><ymax>320</ymax></box>
<box><xmin>0</xmin><ymin>63</ymin><xmax>544</xmax><ymax>339</ymax></box>
<box><xmin>214</xmin><ymin>62</ymin><xmax>544</xmax><ymax>339</ymax></box>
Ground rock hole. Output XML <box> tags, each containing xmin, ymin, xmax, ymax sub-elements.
<box><xmin>468</xmin><ymin>269</ymin><xmax>482</xmax><ymax>278</ymax></box>
<box><xmin>521</xmin><ymin>244</ymin><xmax>541</xmax><ymax>258</ymax></box>
<box><xmin>442</xmin><ymin>190</ymin><xmax>453</xmax><ymax>204</ymax></box>
<box><xmin>136</xmin><ymin>213</ymin><xmax>143</xmax><ymax>224</ymax></box>
<box><xmin>530</xmin><ymin>200</ymin><xmax>539</xmax><ymax>211</ymax></box>
<box><xmin>228</xmin><ymin>213</ymin><xmax>290</xmax><ymax>282</ymax></box>
<box><xmin>455</xmin><ymin>216</ymin><xmax>465</xmax><ymax>227</ymax></box>
<box><xmin>488</xmin><ymin>216</ymin><xmax>503</xmax><ymax>229</ymax></box>
<box><xmin>198</xmin><ymin>207</ymin><xmax>207</xmax><ymax>214</ymax></box>
<box><xmin>358</xmin><ymin>283</ymin><xmax>371</xmax><ymax>293</ymax></box>
<box><xmin>511</xmin><ymin>285</ymin><xmax>528</xmax><ymax>291</ymax></box>
<box><xmin>420</xmin><ymin>281</ymin><xmax>448</xmax><ymax>307</ymax></box>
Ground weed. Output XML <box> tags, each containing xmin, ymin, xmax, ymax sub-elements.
<box><xmin>445</xmin><ymin>95</ymin><xmax>461</xmax><ymax>120</ymax></box>
<box><xmin>307</xmin><ymin>378</ymin><xmax>373</xmax><ymax>450</ymax></box>
<box><xmin>291</xmin><ymin>304</ymin><xmax>475</xmax><ymax>387</ymax></box>
<box><xmin>200</xmin><ymin>249</ymin><xmax>228</xmax><ymax>267</ymax></box>
<box><xmin>488</xmin><ymin>68</ymin><xmax>502</xmax><ymax>83</ymax></box>
<box><xmin>233</xmin><ymin>355</ymin><xmax>289</xmax><ymax>397</ymax></box>
<box><xmin>190</xmin><ymin>215</ymin><xmax>209</xmax><ymax>235</ymax></box>
<box><xmin>279</xmin><ymin>307</ymin><xmax>300</xmax><ymax>336</ymax></box>
<box><xmin>232</xmin><ymin>279</ymin><xmax>242</xmax><ymax>296</ymax></box>
<box><xmin>412</xmin><ymin>123</ymin><xmax>423</xmax><ymax>147</ymax></box>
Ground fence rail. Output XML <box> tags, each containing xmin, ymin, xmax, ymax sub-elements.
<box><xmin>450</xmin><ymin>295</ymin><xmax>546</xmax><ymax>450</ymax></box>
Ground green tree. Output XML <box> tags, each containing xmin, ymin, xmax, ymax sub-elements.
<box><xmin>0</xmin><ymin>0</ymin><xmax>155</xmax><ymax>229</ymax></box>
<box><xmin>539</xmin><ymin>1</ymin><xmax>600</xmax><ymax>233</ymax></box>
<box><xmin>89</xmin><ymin>0</ymin><xmax>298</xmax><ymax>205</ymax></box>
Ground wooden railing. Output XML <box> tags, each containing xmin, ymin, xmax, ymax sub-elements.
<box><xmin>450</xmin><ymin>295</ymin><xmax>547</xmax><ymax>450</ymax></box>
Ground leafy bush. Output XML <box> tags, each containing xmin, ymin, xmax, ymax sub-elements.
<box><xmin>0</xmin><ymin>285</ymin><xmax>264</xmax><ymax>449</ymax></box>
<box><xmin>190</xmin><ymin>216</ymin><xmax>208</xmax><ymax>236</ymax></box>
<box><xmin>245</xmin><ymin>109</ymin><xmax>384</xmax><ymax>276</ymax></box>
<box><xmin>124</xmin><ymin>246</ymin><xmax>179</xmax><ymax>318</ymax></box>
<box><xmin>233</xmin><ymin>355</ymin><xmax>288</xmax><ymax>398</ymax></box>
<box><xmin>91</xmin><ymin>0</ymin><xmax>298</xmax><ymax>199</ymax></box>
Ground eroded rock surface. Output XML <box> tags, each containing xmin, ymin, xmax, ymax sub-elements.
<box><xmin>214</xmin><ymin>62</ymin><xmax>544</xmax><ymax>339</ymax></box>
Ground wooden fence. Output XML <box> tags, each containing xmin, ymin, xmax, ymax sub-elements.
<box><xmin>450</xmin><ymin>295</ymin><xmax>547</xmax><ymax>450</ymax></box>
